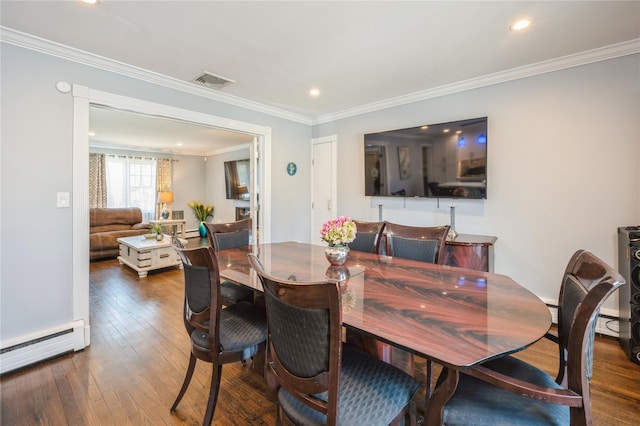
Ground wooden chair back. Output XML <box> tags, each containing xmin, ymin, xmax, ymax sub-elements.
<box><xmin>556</xmin><ymin>250</ymin><xmax>626</xmax><ymax>401</ymax></box>
<box><xmin>173</xmin><ymin>246</ymin><xmax>222</xmax><ymax>360</ymax></box>
<box><xmin>248</xmin><ymin>253</ymin><xmax>343</xmax><ymax>423</ymax></box>
<box><xmin>382</xmin><ymin>222</ymin><xmax>450</xmax><ymax>264</ymax></box>
<box><xmin>349</xmin><ymin>220</ymin><xmax>386</xmax><ymax>253</ymax></box>
<box><xmin>205</xmin><ymin>218</ymin><xmax>252</xmax><ymax>251</ymax></box>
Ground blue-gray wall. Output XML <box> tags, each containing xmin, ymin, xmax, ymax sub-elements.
<box><xmin>0</xmin><ymin>43</ymin><xmax>310</xmax><ymax>342</ymax></box>
<box><xmin>314</xmin><ymin>54</ymin><xmax>640</xmax><ymax>307</ymax></box>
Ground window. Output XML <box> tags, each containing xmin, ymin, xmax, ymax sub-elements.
<box><xmin>106</xmin><ymin>155</ymin><xmax>157</xmax><ymax>220</ymax></box>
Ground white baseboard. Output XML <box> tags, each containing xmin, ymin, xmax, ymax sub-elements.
<box><xmin>0</xmin><ymin>320</ymin><xmax>86</xmax><ymax>375</ymax></box>
<box><xmin>542</xmin><ymin>298</ymin><xmax>619</xmax><ymax>338</ymax></box>
<box><xmin>185</xmin><ymin>229</ymin><xmax>200</xmax><ymax>239</ymax></box>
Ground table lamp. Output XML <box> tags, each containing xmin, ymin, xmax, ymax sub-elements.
<box><xmin>158</xmin><ymin>191</ymin><xmax>174</xmax><ymax>220</ymax></box>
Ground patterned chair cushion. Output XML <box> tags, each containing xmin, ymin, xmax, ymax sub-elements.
<box><xmin>191</xmin><ymin>301</ymin><xmax>267</xmax><ymax>358</ymax></box>
<box><xmin>349</xmin><ymin>232</ymin><xmax>377</xmax><ymax>253</ymax></box>
<box><xmin>213</xmin><ymin>229</ymin><xmax>250</xmax><ymax>251</ymax></box>
<box><xmin>220</xmin><ymin>280</ymin><xmax>255</xmax><ymax>304</ymax></box>
<box><xmin>392</xmin><ymin>237</ymin><xmax>438</xmax><ymax>263</ymax></box>
<box><xmin>278</xmin><ymin>344</ymin><xmax>419</xmax><ymax>426</ymax></box>
<box><xmin>442</xmin><ymin>355</ymin><xmax>569</xmax><ymax>426</ymax></box>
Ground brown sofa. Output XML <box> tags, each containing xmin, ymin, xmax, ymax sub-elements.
<box><xmin>90</xmin><ymin>207</ymin><xmax>150</xmax><ymax>260</ymax></box>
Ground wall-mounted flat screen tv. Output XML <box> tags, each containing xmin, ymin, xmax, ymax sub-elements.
<box><xmin>364</xmin><ymin>117</ymin><xmax>487</xmax><ymax>199</ymax></box>
<box><xmin>224</xmin><ymin>159</ymin><xmax>250</xmax><ymax>200</ymax></box>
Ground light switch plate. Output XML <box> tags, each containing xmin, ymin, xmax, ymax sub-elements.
<box><xmin>57</xmin><ymin>192</ymin><xmax>70</xmax><ymax>208</ymax></box>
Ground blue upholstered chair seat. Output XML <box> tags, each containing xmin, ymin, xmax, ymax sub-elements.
<box><xmin>278</xmin><ymin>344</ymin><xmax>419</xmax><ymax>426</ymax></box>
<box><xmin>191</xmin><ymin>301</ymin><xmax>267</xmax><ymax>356</ymax></box>
<box><xmin>442</xmin><ymin>356</ymin><xmax>569</xmax><ymax>426</ymax></box>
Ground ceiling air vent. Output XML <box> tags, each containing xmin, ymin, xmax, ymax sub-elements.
<box><xmin>192</xmin><ymin>72</ymin><xmax>235</xmax><ymax>90</ymax></box>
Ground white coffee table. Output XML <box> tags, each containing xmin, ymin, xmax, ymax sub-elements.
<box><xmin>117</xmin><ymin>234</ymin><xmax>182</xmax><ymax>278</ymax></box>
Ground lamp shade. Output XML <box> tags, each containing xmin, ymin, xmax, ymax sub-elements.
<box><xmin>158</xmin><ymin>192</ymin><xmax>174</xmax><ymax>203</ymax></box>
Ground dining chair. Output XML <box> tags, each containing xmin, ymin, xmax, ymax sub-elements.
<box><xmin>438</xmin><ymin>249</ymin><xmax>625</xmax><ymax>426</ymax></box>
<box><xmin>204</xmin><ymin>218</ymin><xmax>255</xmax><ymax>305</ymax></box>
<box><xmin>205</xmin><ymin>218</ymin><xmax>252</xmax><ymax>250</ymax></box>
<box><xmin>170</xmin><ymin>245</ymin><xmax>267</xmax><ymax>426</ymax></box>
<box><xmin>381</xmin><ymin>222</ymin><xmax>450</xmax><ymax>264</ymax></box>
<box><xmin>349</xmin><ymin>220</ymin><xmax>386</xmax><ymax>253</ymax></box>
<box><xmin>248</xmin><ymin>254</ymin><xmax>419</xmax><ymax>426</ymax></box>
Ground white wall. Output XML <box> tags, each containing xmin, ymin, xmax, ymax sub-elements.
<box><xmin>313</xmin><ymin>54</ymin><xmax>640</xmax><ymax>312</ymax></box>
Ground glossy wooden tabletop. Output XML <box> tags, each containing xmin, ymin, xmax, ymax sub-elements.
<box><xmin>217</xmin><ymin>241</ymin><xmax>551</xmax><ymax>370</ymax></box>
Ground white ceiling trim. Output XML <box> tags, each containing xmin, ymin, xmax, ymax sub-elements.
<box><xmin>0</xmin><ymin>26</ymin><xmax>312</xmax><ymax>125</ymax></box>
<box><xmin>314</xmin><ymin>38</ymin><xmax>640</xmax><ymax>125</ymax></box>
<box><xmin>2</xmin><ymin>26</ymin><xmax>638</xmax><ymax>127</ymax></box>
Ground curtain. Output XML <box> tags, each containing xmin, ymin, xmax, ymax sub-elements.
<box><xmin>156</xmin><ymin>158</ymin><xmax>172</xmax><ymax>219</ymax></box>
<box><xmin>89</xmin><ymin>153</ymin><xmax>107</xmax><ymax>208</ymax></box>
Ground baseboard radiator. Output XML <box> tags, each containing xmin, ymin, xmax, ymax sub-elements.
<box><xmin>545</xmin><ymin>303</ymin><xmax>619</xmax><ymax>338</ymax></box>
<box><xmin>0</xmin><ymin>320</ymin><xmax>86</xmax><ymax>375</ymax></box>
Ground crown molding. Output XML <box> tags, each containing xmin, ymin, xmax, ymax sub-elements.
<box><xmin>2</xmin><ymin>27</ymin><xmax>638</xmax><ymax>127</ymax></box>
<box><xmin>0</xmin><ymin>26</ymin><xmax>313</xmax><ymax>125</ymax></box>
<box><xmin>313</xmin><ymin>38</ymin><xmax>640</xmax><ymax>125</ymax></box>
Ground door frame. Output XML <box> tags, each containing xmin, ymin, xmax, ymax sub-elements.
<box><xmin>72</xmin><ymin>85</ymin><xmax>272</xmax><ymax>347</ymax></box>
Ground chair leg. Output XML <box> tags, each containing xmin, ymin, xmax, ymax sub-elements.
<box><xmin>171</xmin><ymin>354</ymin><xmax>197</xmax><ymax>412</ymax></box>
<box><xmin>202</xmin><ymin>363</ymin><xmax>223</xmax><ymax>426</ymax></box>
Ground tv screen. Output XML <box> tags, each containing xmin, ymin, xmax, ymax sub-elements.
<box><xmin>364</xmin><ymin>117</ymin><xmax>487</xmax><ymax>199</ymax></box>
<box><xmin>224</xmin><ymin>159</ymin><xmax>250</xmax><ymax>200</ymax></box>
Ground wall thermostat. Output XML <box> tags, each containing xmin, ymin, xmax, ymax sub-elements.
<box><xmin>287</xmin><ymin>162</ymin><xmax>297</xmax><ymax>176</ymax></box>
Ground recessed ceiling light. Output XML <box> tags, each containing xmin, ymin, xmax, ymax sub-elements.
<box><xmin>309</xmin><ymin>88</ymin><xmax>320</xmax><ymax>97</ymax></box>
<box><xmin>510</xmin><ymin>19</ymin><xmax>531</xmax><ymax>31</ymax></box>
<box><xmin>421</xmin><ymin>125</ymin><xmax>429</xmax><ymax>130</ymax></box>
<box><xmin>81</xmin><ymin>0</ymin><xmax>100</xmax><ymax>5</ymax></box>
<box><xmin>443</xmin><ymin>129</ymin><xmax>450</xmax><ymax>133</ymax></box>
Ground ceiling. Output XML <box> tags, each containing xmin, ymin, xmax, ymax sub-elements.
<box><xmin>89</xmin><ymin>105</ymin><xmax>254</xmax><ymax>156</ymax></box>
<box><xmin>2</xmin><ymin>1</ymin><xmax>639</xmax><ymax>155</ymax></box>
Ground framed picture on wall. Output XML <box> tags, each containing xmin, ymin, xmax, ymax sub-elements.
<box><xmin>398</xmin><ymin>146</ymin><xmax>411</xmax><ymax>180</ymax></box>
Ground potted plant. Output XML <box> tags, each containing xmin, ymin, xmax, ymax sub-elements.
<box><xmin>151</xmin><ymin>223</ymin><xmax>164</xmax><ymax>241</ymax></box>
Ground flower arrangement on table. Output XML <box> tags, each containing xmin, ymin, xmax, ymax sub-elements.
<box><xmin>188</xmin><ymin>200</ymin><xmax>214</xmax><ymax>222</ymax></box>
<box><xmin>320</xmin><ymin>216</ymin><xmax>357</xmax><ymax>247</ymax></box>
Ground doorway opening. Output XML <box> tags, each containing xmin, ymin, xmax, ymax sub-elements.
<box><xmin>72</xmin><ymin>86</ymin><xmax>272</xmax><ymax>348</ymax></box>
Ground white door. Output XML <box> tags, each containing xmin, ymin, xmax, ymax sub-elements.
<box><xmin>311</xmin><ymin>135</ymin><xmax>337</xmax><ymax>245</ymax></box>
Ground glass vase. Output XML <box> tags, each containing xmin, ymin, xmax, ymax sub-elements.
<box><xmin>198</xmin><ymin>222</ymin><xmax>207</xmax><ymax>238</ymax></box>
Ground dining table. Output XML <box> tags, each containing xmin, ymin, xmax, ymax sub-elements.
<box><xmin>215</xmin><ymin>241</ymin><xmax>552</xmax><ymax>425</ymax></box>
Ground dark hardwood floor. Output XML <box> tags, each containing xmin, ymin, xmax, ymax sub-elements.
<box><xmin>2</xmin><ymin>247</ymin><xmax>639</xmax><ymax>425</ymax></box>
